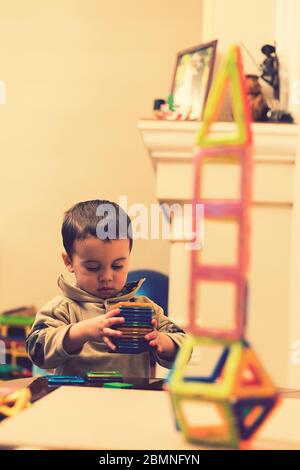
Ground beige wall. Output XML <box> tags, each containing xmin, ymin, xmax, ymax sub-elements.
<box><xmin>0</xmin><ymin>0</ymin><xmax>203</xmax><ymax>310</ymax></box>
<box><xmin>203</xmin><ymin>0</ymin><xmax>277</xmax><ymax>106</ymax></box>
<box><xmin>204</xmin><ymin>0</ymin><xmax>276</xmax><ymax>70</ymax></box>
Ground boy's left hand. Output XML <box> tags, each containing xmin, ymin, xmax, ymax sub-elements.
<box><xmin>144</xmin><ymin>319</ymin><xmax>163</xmax><ymax>353</ymax></box>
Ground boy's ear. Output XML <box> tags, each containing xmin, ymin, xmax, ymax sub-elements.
<box><xmin>61</xmin><ymin>252</ymin><xmax>74</xmax><ymax>273</ymax></box>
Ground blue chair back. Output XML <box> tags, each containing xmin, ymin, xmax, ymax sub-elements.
<box><xmin>127</xmin><ymin>269</ymin><xmax>169</xmax><ymax>315</ymax></box>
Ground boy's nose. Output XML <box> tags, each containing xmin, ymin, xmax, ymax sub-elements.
<box><xmin>99</xmin><ymin>269</ymin><xmax>113</xmax><ymax>283</ymax></box>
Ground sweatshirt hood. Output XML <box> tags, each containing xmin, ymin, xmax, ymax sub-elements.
<box><xmin>57</xmin><ymin>274</ymin><xmax>146</xmax><ymax>304</ymax></box>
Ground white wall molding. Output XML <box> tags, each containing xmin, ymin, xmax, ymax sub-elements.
<box><xmin>288</xmin><ymin>125</ymin><xmax>300</xmax><ymax>388</ymax></box>
<box><xmin>276</xmin><ymin>0</ymin><xmax>300</xmax><ymax>122</ymax></box>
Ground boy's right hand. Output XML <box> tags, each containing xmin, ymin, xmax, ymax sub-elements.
<box><xmin>82</xmin><ymin>308</ymin><xmax>125</xmax><ymax>350</ymax></box>
<box><xmin>63</xmin><ymin>308</ymin><xmax>124</xmax><ymax>354</ymax></box>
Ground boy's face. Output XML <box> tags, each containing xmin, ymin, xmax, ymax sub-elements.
<box><xmin>62</xmin><ymin>236</ymin><xmax>130</xmax><ymax>299</ymax></box>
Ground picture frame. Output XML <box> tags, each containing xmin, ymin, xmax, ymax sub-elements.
<box><xmin>170</xmin><ymin>40</ymin><xmax>218</xmax><ymax>120</ymax></box>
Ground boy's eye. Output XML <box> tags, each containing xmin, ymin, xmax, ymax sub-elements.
<box><xmin>85</xmin><ymin>265</ymin><xmax>123</xmax><ymax>272</ymax></box>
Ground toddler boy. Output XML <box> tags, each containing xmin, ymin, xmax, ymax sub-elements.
<box><xmin>26</xmin><ymin>200</ymin><xmax>186</xmax><ymax>377</ymax></box>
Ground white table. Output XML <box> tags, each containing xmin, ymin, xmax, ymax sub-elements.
<box><xmin>0</xmin><ymin>386</ymin><xmax>300</xmax><ymax>450</ymax></box>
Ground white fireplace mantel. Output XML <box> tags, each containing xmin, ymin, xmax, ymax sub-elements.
<box><xmin>138</xmin><ymin>119</ymin><xmax>298</xmax><ymax>207</ymax></box>
<box><xmin>139</xmin><ymin>119</ymin><xmax>298</xmax><ymax>166</ymax></box>
<box><xmin>138</xmin><ymin>118</ymin><xmax>300</xmax><ymax>388</ymax></box>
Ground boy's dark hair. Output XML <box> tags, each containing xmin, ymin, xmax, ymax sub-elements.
<box><xmin>62</xmin><ymin>200</ymin><xmax>133</xmax><ymax>258</ymax></box>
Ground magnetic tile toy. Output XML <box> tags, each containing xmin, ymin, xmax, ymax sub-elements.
<box><xmin>168</xmin><ymin>45</ymin><xmax>280</xmax><ymax>449</ymax></box>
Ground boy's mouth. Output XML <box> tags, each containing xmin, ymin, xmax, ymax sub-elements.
<box><xmin>98</xmin><ymin>287</ymin><xmax>114</xmax><ymax>296</ymax></box>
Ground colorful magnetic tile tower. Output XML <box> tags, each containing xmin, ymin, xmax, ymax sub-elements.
<box><xmin>167</xmin><ymin>335</ymin><xmax>280</xmax><ymax>448</ymax></box>
<box><xmin>109</xmin><ymin>302</ymin><xmax>153</xmax><ymax>354</ymax></box>
<box><xmin>167</xmin><ymin>45</ymin><xmax>280</xmax><ymax>449</ymax></box>
<box><xmin>0</xmin><ymin>309</ymin><xmax>36</xmax><ymax>376</ymax></box>
<box><xmin>190</xmin><ymin>45</ymin><xmax>252</xmax><ymax>339</ymax></box>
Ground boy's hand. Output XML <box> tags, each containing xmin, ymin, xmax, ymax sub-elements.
<box><xmin>64</xmin><ymin>307</ymin><xmax>125</xmax><ymax>354</ymax></box>
<box><xmin>83</xmin><ymin>307</ymin><xmax>125</xmax><ymax>350</ymax></box>
<box><xmin>144</xmin><ymin>319</ymin><xmax>163</xmax><ymax>353</ymax></box>
<box><xmin>145</xmin><ymin>318</ymin><xmax>178</xmax><ymax>359</ymax></box>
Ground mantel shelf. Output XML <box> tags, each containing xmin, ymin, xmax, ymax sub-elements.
<box><xmin>138</xmin><ymin>119</ymin><xmax>299</xmax><ymax>165</ymax></box>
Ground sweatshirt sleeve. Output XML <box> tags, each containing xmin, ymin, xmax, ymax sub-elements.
<box><xmin>26</xmin><ymin>297</ymin><xmax>83</xmax><ymax>369</ymax></box>
<box><xmin>135</xmin><ymin>295</ymin><xmax>186</xmax><ymax>369</ymax></box>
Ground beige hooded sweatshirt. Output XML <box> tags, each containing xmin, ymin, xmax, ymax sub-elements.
<box><xmin>26</xmin><ymin>275</ymin><xmax>186</xmax><ymax>377</ymax></box>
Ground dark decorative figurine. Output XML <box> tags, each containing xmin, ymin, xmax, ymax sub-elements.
<box><xmin>260</xmin><ymin>44</ymin><xmax>280</xmax><ymax>101</ymax></box>
<box><xmin>259</xmin><ymin>43</ymin><xmax>293</xmax><ymax>123</ymax></box>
